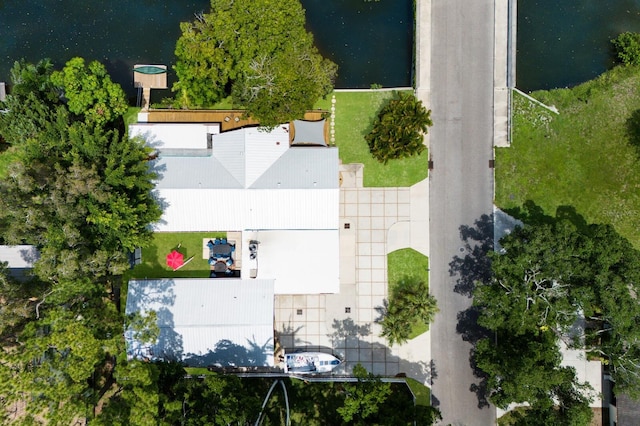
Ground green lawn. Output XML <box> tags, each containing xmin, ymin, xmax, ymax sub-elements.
<box><xmin>387</xmin><ymin>248</ymin><xmax>430</xmax><ymax>339</ymax></box>
<box><xmin>127</xmin><ymin>232</ymin><xmax>226</xmax><ymax>279</ymax></box>
<box><xmin>405</xmin><ymin>377</ymin><xmax>431</xmax><ymax>406</ymax></box>
<box><xmin>496</xmin><ymin>64</ymin><xmax>640</xmax><ymax>247</ymax></box>
<box><xmin>316</xmin><ymin>90</ymin><xmax>428</xmax><ymax>187</ymax></box>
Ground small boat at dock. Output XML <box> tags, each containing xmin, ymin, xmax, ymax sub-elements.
<box><xmin>283</xmin><ymin>351</ymin><xmax>341</xmax><ymax>374</ymax></box>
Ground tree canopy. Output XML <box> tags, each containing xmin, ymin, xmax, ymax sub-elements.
<box><xmin>612</xmin><ymin>32</ymin><xmax>640</xmax><ymax>66</ymax></box>
<box><xmin>173</xmin><ymin>0</ymin><xmax>337</xmax><ymax>127</ymax></box>
<box><xmin>473</xmin><ymin>209</ymin><xmax>640</xmax><ymax>423</ymax></box>
<box><xmin>51</xmin><ymin>57</ymin><xmax>128</xmax><ymax>126</ymax></box>
<box><xmin>0</xmin><ymin>58</ymin><xmax>161</xmax><ymax>423</ymax></box>
<box><xmin>0</xmin><ymin>59</ymin><xmax>161</xmax><ymax>281</ymax></box>
<box><xmin>365</xmin><ymin>92</ymin><xmax>432</xmax><ymax>164</ymax></box>
<box><xmin>337</xmin><ymin>364</ymin><xmax>392</xmax><ymax>424</ymax></box>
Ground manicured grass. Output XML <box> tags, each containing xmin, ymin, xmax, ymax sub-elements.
<box><xmin>387</xmin><ymin>248</ymin><xmax>430</xmax><ymax>286</ymax></box>
<box><xmin>496</xmin><ymin>65</ymin><xmax>640</xmax><ymax>247</ymax></box>
<box><xmin>315</xmin><ymin>90</ymin><xmax>428</xmax><ymax>187</ymax></box>
<box><xmin>405</xmin><ymin>377</ymin><xmax>431</xmax><ymax>407</ymax></box>
<box><xmin>387</xmin><ymin>248</ymin><xmax>430</xmax><ymax>338</ymax></box>
<box><xmin>184</xmin><ymin>367</ymin><xmax>209</xmax><ymax>376</ymax></box>
<box><xmin>128</xmin><ymin>232</ymin><xmax>226</xmax><ymax>279</ymax></box>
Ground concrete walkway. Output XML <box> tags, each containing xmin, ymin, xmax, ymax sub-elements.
<box><xmin>274</xmin><ymin>163</ymin><xmax>432</xmax><ymax>382</ymax></box>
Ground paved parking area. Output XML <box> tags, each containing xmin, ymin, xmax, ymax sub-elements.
<box><xmin>275</xmin><ymin>164</ymin><xmax>430</xmax><ymax>379</ymax></box>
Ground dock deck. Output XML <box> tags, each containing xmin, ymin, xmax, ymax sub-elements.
<box><xmin>144</xmin><ymin>109</ymin><xmax>327</xmax><ymax>132</ymax></box>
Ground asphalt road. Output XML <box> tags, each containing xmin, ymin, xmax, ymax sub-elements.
<box><xmin>428</xmin><ymin>0</ymin><xmax>497</xmax><ymax>424</ymax></box>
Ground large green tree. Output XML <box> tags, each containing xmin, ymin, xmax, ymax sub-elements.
<box><xmin>365</xmin><ymin>92</ymin><xmax>432</xmax><ymax>164</ymax></box>
<box><xmin>173</xmin><ymin>0</ymin><xmax>337</xmax><ymax>127</ymax></box>
<box><xmin>0</xmin><ymin>59</ymin><xmax>161</xmax><ymax>423</ymax></box>
<box><xmin>0</xmin><ymin>61</ymin><xmax>161</xmax><ymax>280</ymax></box>
<box><xmin>337</xmin><ymin>364</ymin><xmax>392</xmax><ymax>424</ymax></box>
<box><xmin>475</xmin><ymin>212</ymin><xmax>640</xmax><ymax>404</ymax></box>
<box><xmin>51</xmin><ymin>57</ymin><xmax>128</xmax><ymax>126</ymax></box>
<box><xmin>0</xmin><ymin>277</ymin><xmax>122</xmax><ymax>424</ymax></box>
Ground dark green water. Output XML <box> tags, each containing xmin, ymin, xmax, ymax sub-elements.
<box><xmin>0</xmin><ymin>0</ymin><xmax>413</xmax><ymax>99</ymax></box>
<box><xmin>302</xmin><ymin>0</ymin><xmax>413</xmax><ymax>88</ymax></box>
<box><xmin>517</xmin><ymin>0</ymin><xmax>640</xmax><ymax>91</ymax></box>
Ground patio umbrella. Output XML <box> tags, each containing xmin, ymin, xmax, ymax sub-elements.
<box><xmin>166</xmin><ymin>250</ymin><xmax>184</xmax><ymax>270</ymax></box>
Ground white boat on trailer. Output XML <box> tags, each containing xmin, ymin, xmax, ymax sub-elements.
<box><xmin>283</xmin><ymin>351</ymin><xmax>341</xmax><ymax>374</ymax></box>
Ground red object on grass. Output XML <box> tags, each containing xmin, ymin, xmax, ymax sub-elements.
<box><xmin>166</xmin><ymin>250</ymin><xmax>184</xmax><ymax>270</ymax></box>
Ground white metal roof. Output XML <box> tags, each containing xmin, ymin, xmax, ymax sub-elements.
<box><xmin>241</xmin><ymin>230</ymin><xmax>340</xmax><ymax>294</ymax></box>
<box><xmin>125</xmin><ymin>278</ymin><xmax>274</xmax><ymax>367</ymax></box>
<box><xmin>0</xmin><ymin>245</ymin><xmax>39</xmax><ymax>268</ymax></box>
<box><xmin>154</xmin><ymin>188</ymin><xmax>339</xmax><ymax>232</ymax></box>
<box><xmin>129</xmin><ymin>123</ymin><xmax>220</xmax><ymax>150</ymax></box>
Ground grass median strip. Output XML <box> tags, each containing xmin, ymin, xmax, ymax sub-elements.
<box><xmin>387</xmin><ymin>248</ymin><xmax>430</xmax><ymax>339</ymax></box>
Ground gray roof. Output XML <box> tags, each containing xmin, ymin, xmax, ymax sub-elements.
<box><xmin>250</xmin><ymin>147</ymin><xmax>338</xmax><ymax>189</ymax></box>
<box><xmin>154</xmin><ymin>155</ymin><xmax>243</xmax><ymax>189</ymax></box>
<box><xmin>292</xmin><ymin>119</ymin><xmax>327</xmax><ymax>146</ymax></box>
<box><xmin>125</xmin><ymin>278</ymin><xmax>275</xmax><ymax>367</ymax></box>
<box><xmin>153</xmin><ymin>127</ymin><xmax>338</xmax><ymax>190</ymax></box>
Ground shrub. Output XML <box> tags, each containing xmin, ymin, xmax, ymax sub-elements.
<box><xmin>365</xmin><ymin>92</ymin><xmax>432</xmax><ymax>164</ymax></box>
<box><xmin>612</xmin><ymin>32</ymin><xmax>640</xmax><ymax>66</ymax></box>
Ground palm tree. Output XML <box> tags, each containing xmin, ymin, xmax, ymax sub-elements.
<box><xmin>380</xmin><ymin>309</ymin><xmax>411</xmax><ymax>346</ymax></box>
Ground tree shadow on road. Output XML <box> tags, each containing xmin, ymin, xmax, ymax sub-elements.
<box><xmin>448</xmin><ymin>213</ymin><xmax>494</xmax><ymax>297</ymax></box>
<box><xmin>447</xmin><ymin>213</ymin><xmax>495</xmax><ymax>409</ymax></box>
<box><xmin>457</xmin><ymin>307</ymin><xmax>492</xmax><ymax>409</ymax></box>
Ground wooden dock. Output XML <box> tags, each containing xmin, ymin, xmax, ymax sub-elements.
<box><xmin>133</xmin><ymin>65</ymin><xmax>168</xmax><ymax>110</ymax></box>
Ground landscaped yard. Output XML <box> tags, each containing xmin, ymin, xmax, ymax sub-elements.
<box><xmin>315</xmin><ymin>90</ymin><xmax>428</xmax><ymax>187</ymax></box>
<box><xmin>387</xmin><ymin>248</ymin><xmax>430</xmax><ymax>339</ymax></box>
<box><xmin>496</xmin><ymin>64</ymin><xmax>640</xmax><ymax>247</ymax></box>
<box><xmin>127</xmin><ymin>231</ymin><xmax>226</xmax><ymax>279</ymax></box>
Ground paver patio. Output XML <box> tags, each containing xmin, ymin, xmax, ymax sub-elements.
<box><xmin>274</xmin><ymin>164</ymin><xmax>431</xmax><ymax>379</ymax></box>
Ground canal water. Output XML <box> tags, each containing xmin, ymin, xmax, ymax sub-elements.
<box><xmin>3</xmin><ymin>1</ymin><xmax>639</xmax><ymax>95</ymax></box>
<box><xmin>0</xmin><ymin>0</ymin><xmax>413</xmax><ymax>99</ymax></box>
<box><xmin>517</xmin><ymin>0</ymin><xmax>640</xmax><ymax>92</ymax></box>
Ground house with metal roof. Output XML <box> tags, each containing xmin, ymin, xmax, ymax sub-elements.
<box><xmin>126</xmin><ymin>117</ymin><xmax>338</xmax><ymax>365</ymax></box>
<box><xmin>129</xmin><ymin>121</ymin><xmax>340</xmax><ymax>295</ymax></box>
<box><xmin>125</xmin><ymin>278</ymin><xmax>275</xmax><ymax>367</ymax></box>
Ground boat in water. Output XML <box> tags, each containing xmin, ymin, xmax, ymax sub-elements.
<box><xmin>284</xmin><ymin>352</ymin><xmax>341</xmax><ymax>374</ymax></box>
